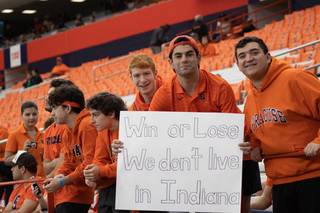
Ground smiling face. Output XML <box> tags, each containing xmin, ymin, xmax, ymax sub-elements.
<box><xmin>89</xmin><ymin>109</ymin><xmax>113</xmax><ymax>131</ymax></box>
<box><xmin>131</xmin><ymin>67</ymin><xmax>157</xmax><ymax>101</ymax></box>
<box><xmin>21</xmin><ymin>107</ymin><xmax>38</xmax><ymax>128</ymax></box>
<box><xmin>236</xmin><ymin>42</ymin><xmax>271</xmax><ymax>87</ymax></box>
<box><xmin>168</xmin><ymin>45</ymin><xmax>201</xmax><ymax>77</ymax></box>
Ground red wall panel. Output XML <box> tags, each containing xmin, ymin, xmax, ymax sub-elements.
<box><xmin>27</xmin><ymin>32</ymin><xmax>68</xmax><ymax>63</ymax></box>
<box><xmin>27</xmin><ymin>0</ymin><xmax>248</xmax><ymax>63</ymax></box>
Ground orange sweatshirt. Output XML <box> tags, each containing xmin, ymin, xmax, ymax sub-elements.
<box><xmin>244</xmin><ymin>56</ymin><xmax>320</xmax><ymax>185</ymax></box>
<box><xmin>92</xmin><ymin>128</ymin><xmax>119</xmax><ymax>189</ymax></box>
<box><xmin>129</xmin><ymin>76</ymin><xmax>164</xmax><ymax>111</ymax></box>
<box><xmin>51</xmin><ymin>64</ymin><xmax>69</xmax><ymax>75</ymax></box>
<box><xmin>54</xmin><ymin>109</ymin><xmax>98</xmax><ymax>205</ymax></box>
<box><xmin>6</xmin><ymin>125</ymin><xmax>45</xmax><ymax>177</ymax></box>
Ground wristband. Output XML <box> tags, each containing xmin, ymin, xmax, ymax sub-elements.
<box><xmin>59</xmin><ymin>178</ymin><xmax>64</xmax><ymax>187</ymax></box>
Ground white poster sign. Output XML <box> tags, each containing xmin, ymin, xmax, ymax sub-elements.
<box><xmin>116</xmin><ymin>111</ymin><xmax>244</xmax><ymax>213</ymax></box>
<box><xmin>10</xmin><ymin>44</ymin><xmax>21</xmax><ymax>68</ymax></box>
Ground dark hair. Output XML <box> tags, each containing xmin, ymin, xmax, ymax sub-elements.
<box><xmin>235</xmin><ymin>36</ymin><xmax>269</xmax><ymax>61</ymax></box>
<box><xmin>163</xmin><ymin>24</ymin><xmax>170</xmax><ymax>31</ymax></box>
<box><xmin>32</xmin><ymin>66</ymin><xmax>40</xmax><ymax>75</ymax></box>
<box><xmin>21</xmin><ymin>101</ymin><xmax>38</xmax><ymax>114</ymax></box>
<box><xmin>43</xmin><ymin>117</ymin><xmax>55</xmax><ymax>130</ymax></box>
<box><xmin>15</xmin><ymin>153</ymin><xmax>38</xmax><ymax>175</ymax></box>
<box><xmin>86</xmin><ymin>92</ymin><xmax>127</xmax><ymax>120</ymax></box>
<box><xmin>48</xmin><ymin>85</ymin><xmax>85</xmax><ymax>114</ymax></box>
<box><xmin>169</xmin><ymin>36</ymin><xmax>199</xmax><ymax>59</ymax></box>
<box><xmin>50</xmin><ymin>79</ymin><xmax>75</xmax><ymax>88</ymax></box>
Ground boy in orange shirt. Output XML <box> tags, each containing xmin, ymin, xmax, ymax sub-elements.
<box><xmin>5</xmin><ymin>101</ymin><xmax>45</xmax><ymax>177</ymax></box>
<box><xmin>49</xmin><ymin>57</ymin><xmax>69</xmax><ymax>78</ymax></box>
<box><xmin>113</xmin><ymin>35</ymin><xmax>259</xmax><ymax>213</ymax></box>
<box><xmin>84</xmin><ymin>92</ymin><xmax>129</xmax><ymax>213</ymax></box>
<box><xmin>198</xmin><ymin>35</ymin><xmax>216</xmax><ymax>58</ymax></box>
<box><xmin>128</xmin><ymin>53</ymin><xmax>164</xmax><ymax>111</ymax></box>
<box><xmin>43</xmin><ymin>79</ymin><xmax>74</xmax><ymax>178</ymax></box>
<box><xmin>44</xmin><ymin>85</ymin><xmax>98</xmax><ymax>213</ymax></box>
<box><xmin>235</xmin><ymin>36</ymin><xmax>320</xmax><ymax>213</ymax></box>
<box><xmin>4</xmin><ymin>151</ymin><xmax>44</xmax><ymax>213</ymax></box>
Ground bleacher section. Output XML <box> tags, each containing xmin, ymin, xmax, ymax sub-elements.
<box><xmin>0</xmin><ymin>4</ymin><xmax>320</xmax><ymax>132</ymax></box>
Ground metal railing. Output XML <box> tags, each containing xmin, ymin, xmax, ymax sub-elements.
<box><xmin>92</xmin><ymin>55</ymin><xmax>132</xmax><ymax>82</ymax></box>
<box><xmin>0</xmin><ymin>66</ymin><xmax>28</xmax><ymax>88</ymax></box>
<box><xmin>274</xmin><ymin>39</ymin><xmax>320</xmax><ymax>73</ymax></box>
<box><xmin>273</xmin><ymin>39</ymin><xmax>320</xmax><ymax>57</ymax></box>
<box><xmin>0</xmin><ymin>178</ymin><xmax>54</xmax><ymax>213</ymax></box>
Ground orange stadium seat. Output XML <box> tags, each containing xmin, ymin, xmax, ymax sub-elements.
<box><xmin>283</xmin><ymin>54</ymin><xmax>301</xmax><ymax>64</ymax></box>
<box><xmin>295</xmin><ymin>60</ymin><xmax>316</xmax><ymax>74</ymax></box>
<box><xmin>301</xmin><ymin>51</ymin><xmax>317</xmax><ymax>62</ymax></box>
<box><xmin>2</xmin><ymin>4</ymin><xmax>320</xmax><ymax>135</ymax></box>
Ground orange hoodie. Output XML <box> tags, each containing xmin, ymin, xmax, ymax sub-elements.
<box><xmin>92</xmin><ymin>128</ymin><xmax>118</xmax><ymax>189</ymax></box>
<box><xmin>129</xmin><ymin>75</ymin><xmax>164</xmax><ymax>111</ymax></box>
<box><xmin>54</xmin><ymin>109</ymin><xmax>98</xmax><ymax>205</ymax></box>
<box><xmin>244</xmin><ymin>56</ymin><xmax>320</xmax><ymax>185</ymax></box>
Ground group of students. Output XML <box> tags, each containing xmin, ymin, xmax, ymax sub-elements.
<box><xmin>0</xmin><ymin>34</ymin><xmax>319</xmax><ymax>213</ymax></box>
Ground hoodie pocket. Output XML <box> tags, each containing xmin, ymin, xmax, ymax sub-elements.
<box><xmin>264</xmin><ymin>156</ymin><xmax>310</xmax><ymax>179</ymax></box>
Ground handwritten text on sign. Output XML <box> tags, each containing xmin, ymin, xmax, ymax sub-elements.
<box><xmin>116</xmin><ymin>111</ymin><xmax>244</xmax><ymax>213</ymax></box>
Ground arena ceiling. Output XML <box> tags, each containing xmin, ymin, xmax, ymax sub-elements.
<box><xmin>0</xmin><ymin>0</ymin><xmax>105</xmax><ymax>24</ymax></box>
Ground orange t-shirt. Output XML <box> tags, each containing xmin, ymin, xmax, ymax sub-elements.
<box><xmin>149</xmin><ymin>70</ymin><xmax>251</xmax><ymax>160</ymax></box>
<box><xmin>0</xmin><ymin>126</ymin><xmax>9</xmax><ymax>160</ymax></box>
<box><xmin>8</xmin><ymin>179</ymin><xmax>43</xmax><ymax>211</ymax></box>
<box><xmin>51</xmin><ymin>64</ymin><xmax>69</xmax><ymax>75</ymax></box>
<box><xmin>149</xmin><ymin>69</ymin><xmax>241</xmax><ymax>113</ymax></box>
<box><xmin>54</xmin><ymin>109</ymin><xmax>97</xmax><ymax>205</ymax></box>
<box><xmin>5</xmin><ymin>125</ymin><xmax>45</xmax><ymax>177</ymax></box>
<box><xmin>43</xmin><ymin>123</ymin><xmax>68</xmax><ymax>160</ymax></box>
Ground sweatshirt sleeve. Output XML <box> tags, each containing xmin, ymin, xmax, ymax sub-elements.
<box><xmin>99</xmin><ymin>161</ymin><xmax>118</xmax><ymax>178</ymax></box>
<box><xmin>293</xmin><ymin>71</ymin><xmax>320</xmax><ymax>144</ymax></box>
<box><xmin>67</xmin><ymin>124</ymin><xmax>98</xmax><ymax>184</ymax></box>
<box><xmin>5</xmin><ymin>131</ymin><xmax>19</xmax><ymax>153</ymax></box>
<box><xmin>93</xmin><ymin>131</ymin><xmax>118</xmax><ymax>178</ymax></box>
<box><xmin>55</xmin><ymin>131</ymin><xmax>73</xmax><ymax>176</ymax></box>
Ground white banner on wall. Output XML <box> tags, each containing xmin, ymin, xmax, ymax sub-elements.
<box><xmin>116</xmin><ymin>111</ymin><xmax>244</xmax><ymax>213</ymax></box>
<box><xmin>10</xmin><ymin>44</ymin><xmax>21</xmax><ymax>68</ymax></box>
